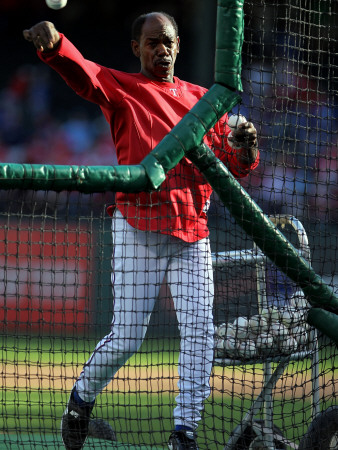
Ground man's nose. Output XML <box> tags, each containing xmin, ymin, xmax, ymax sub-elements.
<box><xmin>156</xmin><ymin>43</ymin><xmax>169</xmax><ymax>55</ymax></box>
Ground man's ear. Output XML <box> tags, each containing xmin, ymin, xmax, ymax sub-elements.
<box><xmin>131</xmin><ymin>40</ymin><xmax>140</xmax><ymax>58</ymax></box>
<box><xmin>176</xmin><ymin>36</ymin><xmax>180</xmax><ymax>53</ymax></box>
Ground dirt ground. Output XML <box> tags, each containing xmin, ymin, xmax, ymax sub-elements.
<box><xmin>1</xmin><ymin>362</ymin><xmax>335</xmax><ymax>399</ymax></box>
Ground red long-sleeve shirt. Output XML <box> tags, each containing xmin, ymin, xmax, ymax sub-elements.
<box><xmin>39</xmin><ymin>34</ymin><xmax>259</xmax><ymax>242</ymax></box>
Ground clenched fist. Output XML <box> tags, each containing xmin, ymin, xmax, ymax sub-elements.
<box><xmin>23</xmin><ymin>21</ymin><xmax>60</xmax><ymax>52</ymax></box>
<box><xmin>228</xmin><ymin>122</ymin><xmax>258</xmax><ymax>150</ymax></box>
<box><xmin>229</xmin><ymin>122</ymin><xmax>258</xmax><ymax>165</ymax></box>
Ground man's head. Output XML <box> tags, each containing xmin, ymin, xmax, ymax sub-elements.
<box><xmin>131</xmin><ymin>12</ymin><xmax>180</xmax><ymax>83</ymax></box>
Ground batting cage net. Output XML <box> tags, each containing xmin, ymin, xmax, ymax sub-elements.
<box><xmin>0</xmin><ymin>1</ymin><xmax>337</xmax><ymax>449</ymax></box>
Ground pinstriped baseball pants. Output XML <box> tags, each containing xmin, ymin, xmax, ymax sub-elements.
<box><xmin>75</xmin><ymin>208</ymin><xmax>215</xmax><ymax>430</ymax></box>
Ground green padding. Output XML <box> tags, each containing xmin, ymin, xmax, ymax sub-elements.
<box><xmin>0</xmin><ymin>163</ymin><xmax>150</xmax><ymax>193</ymax></box>
<box><xmin>0</xmin><ymin>86</ymin><xmax>241</xmax><ymax>193</ymax></box>
<box><xmin>142</xmin><ymin>84</ymin><xmax>241</xmax><ymax>189</ymax></box>
<box><xmin>215</xmin><ymin>0</ymin><xmax>244</xmax><ymax>90</ymax></box>
<box><xmin>186</xmin><ymin>144</ymin><xmax>338</xmax><ymax>311</ymax></box>
<box><xmin>307</xmin><ymin>308</ymin><xmax>338</xmax><ymax>345</ymax></box>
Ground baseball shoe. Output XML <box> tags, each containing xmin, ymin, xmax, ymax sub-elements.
<box><xmin>61</xmin><ymin>387</ymin><xmax>95</xmax><ymax>450</ymax></box>
<box><xmin>168</xmin><ymin>430</ymin><xmax>199</xmax><ymax>449</ymax></box>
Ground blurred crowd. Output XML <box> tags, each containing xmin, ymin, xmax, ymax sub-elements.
<box><xmin>0</xmin><ymin>62</ymin><xmax>337</xmax><ymax>224</ymax></box>
<box><xmin>0</xmin><ymin>64</ymin><xmax>117</xmax><ymax>167</ymax></box>
<box><xmin>237</xmin><ymin>60</ymin><xmax>338</xmax><ymax>225</ymax></box>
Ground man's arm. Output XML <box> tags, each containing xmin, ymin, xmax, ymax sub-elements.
<box><xmin>23</xmin><ymin>21</ymin><xmax>113</xmax><ymax>107</ymax></box>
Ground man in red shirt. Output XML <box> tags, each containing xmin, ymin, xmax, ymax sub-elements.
<box><xmin>24</xmin><ymin>12</ymin><xmax>258</xmax><ymax>450</ymax></box>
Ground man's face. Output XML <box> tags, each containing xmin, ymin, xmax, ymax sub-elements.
<box><xmin>131</xmin><ymin>13</ymin><xmax>180</xmax><ymax>83</ymax></box>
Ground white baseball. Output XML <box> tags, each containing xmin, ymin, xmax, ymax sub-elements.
<box><xmin>255</xmin><ymin>333</ymin><xmax>274</xmax><ymax>349</ymax></box>
<box><xmin>249</xmin><ymin>315</ymin><xmax>269</xmax><ymax>334</ymax></box>
<box><xmin>214</xmin><ymin>337</ymin><xmax>226</xmax><ymax>357</ymax></box>
<box><xmin>224</xmin><ymin>337</ymin><xmax>237</xmax><ymax>354</ymax></box>
<box><xmin>233</xmin><ymin>317</ymin><xmax>248</xmax><ymax>329</ymax></box>
<box><xmin>236</xmin><ymin>328</ymin><xmax>249</xmax><ymax>339</ymax></box>
<box><xmin>227</xmin><ymin>114</ymin><xmax>247</xmax><ymax>131</ymax></box>
<box><xmin>270</xmin><ymin>322</ymin><xmax>289</xmax><ymax>338</ymax></box>
<box><xmin>268</xmin><ymin>306</ymin><xmax>282</xmax><ymax>323</ymax></box>
<box><xmin>233</xmin><ymin>317</ymin><xmax>249</xmax><ymax>339</ymax></box>
<box><xmin>261</xmin><ymin>308</ymin><xmax>272</xmax><ymax>323</ymax></box>
<box><xmin>289</xmin><ymin>307</ymin><xmax>307</xmax><ymax>325</ymax></box>
<box><xmin>278</xmin><ymin>336</ymin><xmax>298</xmax><ymax>354</ymax></box>
<box><xmin>279</xmin><ymin>309</ymin><xmax>295</xmax><ymax>328</ymax></box>
<box><xmin>289</xmin><ymin>291</ymin><xmax>309</xmax><ymax>309</ymax></box>
<box><xmin>216</xmin><ymin>323</ymin><xmax>227</xmax><ymax>338</ymax></box>
<box><xmin>248</xmin><ymin>316</ymin><xmax>260</xmax><ymax>329</ymax></box>
<box><xmin>291</xmin><ymin>326</ymin><xmax>309</xmax><ymax>347</ymax></box>
<box><xmin>227</xmin><ymin>323</ymin><xmax>237</xmax><ymax>338</ymax></box>
<box><xmin>46</xmin><ymin>0</ymin><xmax>67</xmax><ymax>9</ymax></box>
<box><xmin>237</xmin><ymin>340</ymin><xmax>256</xmax><ymax>359</ymax></box>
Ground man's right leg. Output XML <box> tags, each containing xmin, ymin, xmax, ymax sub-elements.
<box><xmin>61</xmin><ymin>210</ymin><xmax>167</xmax><ymax>449</ymax></box>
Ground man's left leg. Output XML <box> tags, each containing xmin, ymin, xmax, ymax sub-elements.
<box><xmin>167</xmin><ymin>237</ymin><xmax>214</xmax><ymax>449</ymax></box>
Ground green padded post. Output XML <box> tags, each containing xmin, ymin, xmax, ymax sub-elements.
<box><xmin>186</xmin><ymin>144</ymin><xmax>338</xmax><ymax>311</ymax></box>
<box><xmin>307</xmin><ymin>308</ymin><xmax>338</xmax><ymax>346</ymax></box>
<box><xmin>215</xmin><ymin>0</ymin><xmax>245</xmax><ymax>90</ymax></box>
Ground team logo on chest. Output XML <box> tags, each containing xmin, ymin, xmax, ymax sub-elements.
<box><xmin>166</xmin><ymin>87</ymin><xmax>183</xmax><ymax>98</ymax></box>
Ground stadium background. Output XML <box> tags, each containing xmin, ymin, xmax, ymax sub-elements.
<box><xmin>0</xmin><ymin>0</ymin><xmax>337</xmax><ymax>336</ymax></box>
<box><xmin>0</xmin><ymin>1</ymin><xmax>337</xmax><ymax>449</ymax></box>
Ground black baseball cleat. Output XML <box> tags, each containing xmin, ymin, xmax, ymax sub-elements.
<box><xmin>168</xmin><ymin>430</ymin><xmax>199</xmax><ymax>449</ymax></box>
<box><xmin>61</xmin><ymin>387</ymin><xmax>95</xmax><ymax>450</ymax></box>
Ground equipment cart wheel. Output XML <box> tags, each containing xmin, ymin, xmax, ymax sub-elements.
<box><xmin>298</xmin><ymin>406</ymin><xmax>338</xmax><ymax>450</ymax></box>
<box><xmin>231</xmin><ymin>419</ymin><xmax>287</xmax><ymax>449</ymax></box>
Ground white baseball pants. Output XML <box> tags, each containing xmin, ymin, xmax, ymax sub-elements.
<box><xmin>75</xmin><ymin>209</ymin><xmax>215</xmax><ymax>430</ymax></box>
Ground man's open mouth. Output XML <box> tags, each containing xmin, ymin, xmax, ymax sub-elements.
<box><xmin>156</xmin><ymin>60</ymin><xmax>171</xmax><ymax>67</ymax></box>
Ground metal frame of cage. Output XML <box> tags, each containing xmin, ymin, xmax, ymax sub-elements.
<box><xmin>212</xmin><ymin>215</ymin><xmax>320</xmax><ymax>450</ymax></box>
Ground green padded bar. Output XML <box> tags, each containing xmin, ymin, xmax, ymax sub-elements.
<box><xmin>186</xmin><ymin>144</ymin><xmax>338</xmax><ymax>311</ymax></box>
<box><xmin>0</xmin><ymin>163</ymin><xmax>150</xmax><ymax>193</ymax></box>
<box><xmin>307</xmin><ymin>308</ymin><xmax>338</xmax><ymax>346</ymax></box>
<box><xmin>0</xmin><ymin>86</ymin><xmax>241</xmax><ymax>193</ymax></box>
<box><xmin>215</xmin><ymin>0</ymin><xmax>245</xmax><ymax>91</ymax></box>
<box><xmin>141</xmin><ymin>84</ymin><xmax>241</xmax><ymax>188</ymax></box>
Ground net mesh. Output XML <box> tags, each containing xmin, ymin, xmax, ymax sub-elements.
<box><xmin>1</xmin><ymin>1</ymin><xmax>338</xmax><ymax>449</ymax></box>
